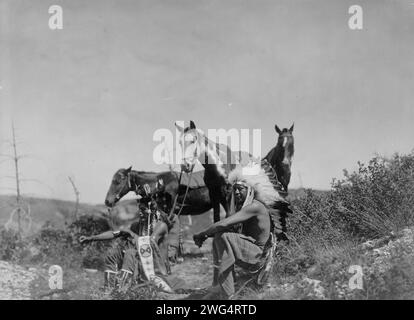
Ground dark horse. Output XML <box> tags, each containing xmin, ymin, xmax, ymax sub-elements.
<box><xmin>175</xmin><ymin>121</ymin><xmax>238</xmax><ymax>223</ymax></box>
<box><xmin>263</xmin><ymin>124</ymin><xmax>294</xmax><ymax>192</ymax></box>
<box><xmin>105</xmin><ymin>167</ymin><xmax>212</xmax><ymax>216</ymax></box>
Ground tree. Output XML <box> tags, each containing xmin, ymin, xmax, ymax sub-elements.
<box><xmin>68</xmin><ymin>176</ymin><xmax>80</xmax><ymax>221</ymax></box>
<box><xmin>0</xmin><ymin>122</ymin><xmax>37</xmax><ymax>236</ymax></box>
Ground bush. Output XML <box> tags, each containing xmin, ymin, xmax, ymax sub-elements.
<box><xmin>330</xmin><ymin>153</ymin><xmax>414</xmax><ymax>239</ymax></box>
<box><xmin>263</xmin><ymin>151</ymin><xmax>414</xmax><ymax>300</ymax></box>
<box><xmin>0</xmin><ymin>227</ymin><xmax>28</xmax><ymax>262</ymax></box>
<box><xmin>0</xmin><ymin>214</ymin><xmax>113</xmax><ymax>270</ymax></box>
<box><xmin>288</xmin><ymin>151</ymin><xmax>414</xmax><ymax>248</ymax></box>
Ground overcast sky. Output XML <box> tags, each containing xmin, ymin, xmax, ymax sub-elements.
<box><xmin>1</xmin><ymin>0</ymin><xmax>413</xmax><ymax>204</ymax></box>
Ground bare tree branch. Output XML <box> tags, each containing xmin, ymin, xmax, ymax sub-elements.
<box><xmin>68</xmin><ymin>176</ymin><xmax>80</xmax><ymax>221</ymax></box>
<box><xmin>1</xmin><ymin>121</ymin><xmax>46</xmax><ymax>236</ymax></box>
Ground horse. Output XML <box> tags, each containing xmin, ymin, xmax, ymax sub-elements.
<box><xmin>104</xmin><ymin>167</ymin><xmax>213</xmax><ymax>217</ymax></box>
<box><xmin>175</xmin><ymin>120</ymin><xmax>238</xmax><ymax>223</ymax></box>
<box><xmin>263</xmin><ymin>124</ymin><xmax>294</xmax><ymax>192</ymax></box>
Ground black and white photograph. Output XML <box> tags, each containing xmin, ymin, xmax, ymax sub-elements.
<box><xmin>1</xmin><ymin>0</ymin><xmax>414</xmax><ymax>304</ymax></box>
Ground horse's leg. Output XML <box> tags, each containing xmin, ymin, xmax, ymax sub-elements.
<box><xmin>220</xmin><ymin>196</ymin><xmax>230</xmax><ymax>218</ymax></box>
<box><xmin>209</xmin><ymin>188</ymin><xmax>221</xmax><ymax>223</ymax></box>
<box><xmin>213</xmin><ymin>200</ymin><xmax>221</xmax><ymax>223</ymax></box>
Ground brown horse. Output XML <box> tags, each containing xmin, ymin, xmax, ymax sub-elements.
<box><xmin>175</xmin><ymin>121</ymin><xmax>238</xmax><ymax>223</ymax></box>
<box><xmin>263</xmin><ymin>124</ymin><xmax>294</xmax><ymax>192</ymax></box>
<box><xmin>104</xmin><ymin>167</ymin><xmax>212</xmax><ymax>216</ymax></box>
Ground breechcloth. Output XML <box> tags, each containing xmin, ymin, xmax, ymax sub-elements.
<box><xmin>212</xmin><ymin>232</ymin><xmax>266</xmax><ymax>297</ymax></box>
<box><xmin>135</xmin><ymin>236</ymin><xmax>169</xmax><ymax>277</ymax></box>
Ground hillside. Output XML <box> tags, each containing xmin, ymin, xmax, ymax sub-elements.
<box><xmin>0</xmin><ymin>195</ymin><xmax>105</xmax><ymax>233</ymax></box>
<box><xmin>0</xmin><ymin>188</ymin><xmax>328</xmax><ymax>235</ymax></box>
<box><xmin>1</xmin><ymin>151</ymin><xmax>413</xmax><ymax>300</ymax></box>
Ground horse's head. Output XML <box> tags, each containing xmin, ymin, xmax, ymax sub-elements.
<box><xmin>104</xmin><ymin>166</ymin><xmax>133</xmax><ymax>207</ymax></box>
<box><xmin>275</xmin><ymin>123</ymin><xmax>295</xmax><ymax>166</ymax></box>
<box><xmin>175</xmin><ymin>120</ymin><xmax>204</xmax><ymax>173</ymax></box>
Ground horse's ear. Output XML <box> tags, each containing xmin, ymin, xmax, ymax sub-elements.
<box><xmin>275</xmin><ymin>124</ymin><xmax>282</xmax><ymax>135</ymax></box>
<box><xmin>125</xmin><ymin>166</ymin><xmax>132</xmax><ymax>173</ymax></box>
<box><xmin>189</xmin><ymin>120</ymin><xmax>196</xmax><ymax>129</ymax></box>
<box><xmin>289</xmin><ymin>123</ymin><xmax>294</xmax><ymax>133</ymax></box>
<box><xmin>175</xmin><ymin>122</ymin><xmax>184</xmax><ymax>132</ymax></box>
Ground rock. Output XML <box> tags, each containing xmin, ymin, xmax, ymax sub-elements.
<box><xmin>29</xmin><ymin>246</ymin><xmax>40</xmax><ymax>256</ymax></box>
<box><xmin>0</xmin><ymin>260</ymin><xmax>37</xmax><ymax>300</ymax></box>
<box><xmin>306</xmin><ymin>265</ymin><xmax>321</xmax><ymax>277</ymax></box>
<box><xmin>363</xmin><ymin>226</ymin><xmax>414</xmax><ymax>276</ymax></box>
<box><xmin>189</xmin><ymin>247</ymin><xmax>201</xmax><ymax>255</ymax></box>
<box><xmin>401</xmin><ymin>228</ymin><xmax>413</xmax><ymax>237</ymax></box>
<box><xmin>361</xmin><ymin>240</ymin><xmax>375</xmax><ymax>250</ymax></box>
<box><xmin>282</xmin><ymin>283</ymin><xmax>294</xmax><ymax>291</ymax></box>
<box><xmin>176</xmin><ymin>257</ymin><xmax>184</xmax><ymax>264</ymax></box>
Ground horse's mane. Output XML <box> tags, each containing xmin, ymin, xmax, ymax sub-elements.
<box><xmin>135</xmin><ymin>170</ymin><xmax>157</xmax><ymax>175</ymax></box>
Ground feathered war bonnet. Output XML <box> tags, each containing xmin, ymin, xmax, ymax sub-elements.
<box><xmin>228</xmin><ymin>162</ymin><xmax>284</xmax><ymax>209</ymax></box>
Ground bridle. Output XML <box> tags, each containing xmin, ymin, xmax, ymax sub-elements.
<box><xmin>181</xmin><ymin>131</ymin><xmax>201</xmax><ymax>170</ymax></box>
<box><xmin>168</xmin><ymin>164</ymin><xmax>193</xmax><ymax>219</ymax></box>
<box><xmin>112</xmin><ymin>172</ymin><xmax>139</xmax><ymax>203</ymax></box>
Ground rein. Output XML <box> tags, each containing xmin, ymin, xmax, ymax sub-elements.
<box><xmin>168</xmin><ymin>167</ymin><xmax>194</xmax><ymax>219</ymax></box>
<box><xmin>167</xmin><ymin>166</ymin><xmax>194</xmax><ymax>260</ymax></box>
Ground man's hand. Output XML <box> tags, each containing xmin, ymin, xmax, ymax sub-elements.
<box><xmin>193</xmin><ymin>233</ymin><xmax>208</xmax><ymax>248</ymax></box>
<box><xmin>79</xmin><ymin>235</ymin><xmax>92</xmax><ymax>244</ymax></box>
<box><xmin>168</xmin><ymin>245</ymin><xmax>178</xmax><ymax>263</ymax></box>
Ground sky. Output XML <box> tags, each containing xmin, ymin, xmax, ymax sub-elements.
<box><xmin>1</xmin><ymin>0</ymin><xmax>413</xmax><ymax>204</ymax></box>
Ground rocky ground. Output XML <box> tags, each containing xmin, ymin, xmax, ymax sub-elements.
<box><xmin>0</xmin><ymin>238</ymin><xmax>215</xmax><ymax>300</ymax></box>
<box><xmin>1</xmin><ymin>227</ymin><xmax>414</xmax><ymax>300</ymax></box>
<box><xmin>0</xmin><ymin>261</ymin><xmax>37</xmax><ymax>299</ymax></box>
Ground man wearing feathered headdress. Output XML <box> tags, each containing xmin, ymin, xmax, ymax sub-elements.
<box><xmin>193</xmin><ymin>163</ymin><xmax>285</xmax><ymax>299</ymax></box>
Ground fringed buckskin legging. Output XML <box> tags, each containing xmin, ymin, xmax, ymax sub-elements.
<box><xmin>104</xmin><ymin>239</ymin><xmax>137</xmax><ymax>274</ymax></box>
<box><xmin>212</xmin><ymin>232</ymin><xmax>265</xmax><ymax>297</ymax></box>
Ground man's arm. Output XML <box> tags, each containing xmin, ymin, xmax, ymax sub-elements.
<box><xmin>79</xmin><ymin>229</ymin><xmax>131</xmax><ymax>243</ymax></box>
<box><xmin>193</xmin><ymin>202</ymin><xmax>262</xmax><ymax>246</ymax></box>
<box><xmin>166</xmin><ymin>215</ymin><xmax>180</xmax><ymax>261</ymax></box>
<box><xmin>151</xmin><ymin>221</ymin><xmax>168</xmax><ymax>244</ymax></box>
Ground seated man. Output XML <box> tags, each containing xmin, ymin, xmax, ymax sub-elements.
<box><xmin>80</xmin><ymin>196</ymin><xmax>177</xmax><ymax>293</ymax></box>
<box><xmin>138</xmin><ymin>182</ymin><xmax>181</xmax><ymax>264</ymax></box>
<box><xmin>193</xmin><ymin>166</ymin><xmax>281</xmax><ymax>299</ymax></box>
